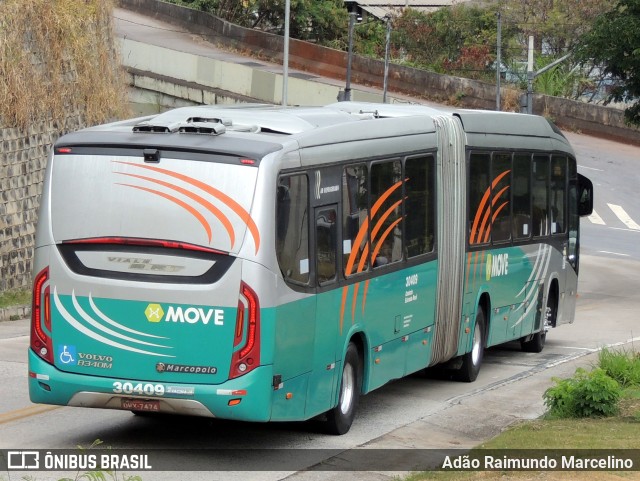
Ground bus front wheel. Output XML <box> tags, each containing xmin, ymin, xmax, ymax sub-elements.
<box><xmin>455</xmin><ymin>307</ymin><xmax>485</xmax><ymax>383</ymax></box>
<box><xmin>326</xmin><ymin>342</ymin><xmax>362</xmax><ymax>435</ymax></box>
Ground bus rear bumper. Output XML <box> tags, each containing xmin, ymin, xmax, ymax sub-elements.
<box><xmin>28</xmin><ymin>349</ymin><xmax>274</xmax><ymax>421</ymax></box>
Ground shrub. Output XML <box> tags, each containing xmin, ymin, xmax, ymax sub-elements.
<box><xmin>0</xmin><ymin>0</ymin><xmax>130</xmax><ymax>130</ymax></box>
<box><xmin>598</xmin><ymin>347</ymin><xmax>640</xmax><ymax>387</ymax></box>
<box><xmin>544</xmin><ymin>367</ymin><xmax>621</xmax><ymax>419</ymax></box>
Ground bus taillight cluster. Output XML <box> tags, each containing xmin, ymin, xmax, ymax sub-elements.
<box><xmin>31</xmin><ymin>267</ymin><xmax>53</xmax><ymax>364</ymax></box>
<box><xmin>230</xmin><ymin>281</ymin><xmax>261</xmax><ymax>379</ymax></box>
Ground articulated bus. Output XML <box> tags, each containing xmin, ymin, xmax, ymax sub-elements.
<box><xmin>29</xmin><ymin>102</ymin><xmax>593</xmax><ymax>434</ymax></box>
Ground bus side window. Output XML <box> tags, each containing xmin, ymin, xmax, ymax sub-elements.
<box><xmin>371</xmin><ymin>160</ymin><xmax>403</xmax><ymax>266</ymax></box>
<box><xmin>550</xmin><ymin>155</ymin><xmax>567</xmax><ymax>235</ymax></box>
<box><xmin>532</xmin><ymin>155</ymin><xmax>550</xmax><ymax>237</ymax></box>
<box><xmin>316</xmin><ymin>208</ymin><xmax>337</xmax><ymax>285</ymax></box>
<box><xmin>491</xmin><ymin>152</ymin><xmax>512</xmax><ymax>244</ymax></box>
<box><xmin>405</xmin><ymin>155</ymin><xmax>435</xmax><ymax>257</ymax></box>
<box><xmin>512</xmin><ymin>153</ymin><xmax>532</xmax><ymax>240</ymax></box>
<box><xmin>342</xmin><ymin>165</ymin><xmax>369</xmax><ymax>276</ymax></box>
<box><xmin>468</xmin><ymin>152</ymin><xmax>491</xmax><ymax>245</ymax></box>
<box><xmin>276</xmin><ymin>175</ymin><xmax>310</xmax><ymax>285</ymax></box>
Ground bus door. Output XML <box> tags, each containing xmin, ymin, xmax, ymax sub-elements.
<box><xmin>306</xmin><ymin>204</ymin><xmax>340</xmax><ymax>415</ymax></box>
<box><xmin>551</xmin><ymin>155</ymin><xmax>570</xmax><ymax>324</ymax></box>
<box><xmin>561</xmin><ymin>164</ymin><xmax>582</xmax><ymax>325</ymax></box>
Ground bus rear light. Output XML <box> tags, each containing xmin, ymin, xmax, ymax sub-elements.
<box><xmin>63</xmin><ymin>237</ymin><xmax>226</xmax><ymax>254</ymax></box>
<box><xmin>30</xmin><ymin>268</ymin><xmax>53</xmax><ymax>364</ymax></box>
<box><xmin>234</xmin><ymin>301</ymin><xmax>245</xmax><ymax>346</ymax></box>
<box><xmin>230</xmin><ymin>282</ymin><xmax>261</xmax><ymax>379</ymax></box>
<box><xmin>44</xmin><ymin>286</ymin><xmax>51</xmax><ymax>331</ymax></box>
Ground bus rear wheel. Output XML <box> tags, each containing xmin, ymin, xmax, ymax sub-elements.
<box><xmin>521</xmin><ymin>289</ymin><xmax>556</xmax><ymax>353</ymax></box>
<box><xmin>326</xmin><ymin>342</ymin><xmax>361</xmax><ymax>435</ymax></box>
<box><xmin>455</xmin><ymin>307</ymin><xmax>485</xmax><ymax>383</ymax></box>
<box><xmin>520</xmin><ymin>330</ymin><xmax>546</xmax><ymax>353</ymax></box>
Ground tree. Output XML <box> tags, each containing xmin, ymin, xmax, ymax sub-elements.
<box><xmin>499</xmin><ymin>0</ymin><xmax>609</xmax><ymax>56</ymax></box>
<box><xmin>168</xmin><ymin>0</ymin><xmax>348</xmax><ymax>47</ymax></box>
<box><xmin>575</xmin><ymin>0</ymin><xmax>640</xmax><ymax>124</ymax></box>
<box><xmin>488</xmin><ymin>0</ymin><xmax>616</xmax><ymax>100</ymax></box>
<box><xmin>391</xmin><ymin>3</ymin><xmax>504</xmax><ymax>80</ymax></box>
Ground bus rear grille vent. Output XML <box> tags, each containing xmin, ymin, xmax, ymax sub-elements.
<box><xmin>133</xmin><ymin>117</ymin><xmax>230</xmax><ymax>135</ymax></box>
<box><xmin>187</xmin><ymin>117</ymin><xmax>232</xmax><ymax>126</ymax></box>
<box><xmin>179</xmin><ymin>122</ymin><xmax>226</xmax><ymax>135</ymax></box>
<box><xmin>132</xmin><ymin>121</ymin><xmax>181</xmax><ymax>133</ymax></box>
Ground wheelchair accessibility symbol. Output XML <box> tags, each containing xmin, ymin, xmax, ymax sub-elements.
<box><xmin>57</xmin><ymin>345</ymin><xmax>77</xmax><ymax>365</ymax></box>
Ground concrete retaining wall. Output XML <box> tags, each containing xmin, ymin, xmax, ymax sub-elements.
<box><xmin>0</xmin><ymin>115</ymin><xmax>85</xmax><ymax>293</ymax></box>
<box><xmin>119</xmin><ymin>0</ymin><xmax>640</xmax><ymax>145</ymax></box>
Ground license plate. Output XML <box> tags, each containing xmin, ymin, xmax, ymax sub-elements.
<box><xmin>121</xmin><ymin>398</ymin><xmax>160</xmax><ymax>412</ymax></box>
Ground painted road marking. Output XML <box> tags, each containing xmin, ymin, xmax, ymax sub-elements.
<box><xmin>0</xmin><ymin>404</ymin><xmax>60</xmax><ymax>425</ymax></box>
<box><xmin>578</xmin><ymin>165</ymin><xmax>604</xmax><ymax>172</ymax></box>
<box><xmin>588</xmin><ymin>210</ymin><xmax>605</xmax><ymax>225</ymax></box>
<box><xmin>608</xmin><ymin>203</ymin><xmax>640</xmax><ymax>230</ymax></box>
<box><xmin>598</xmin><ymin>251</ymin><xmax>630</xmax><ymax>257</ymax></box>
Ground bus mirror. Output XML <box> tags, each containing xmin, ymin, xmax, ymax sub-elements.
<box><xmin>577</xmin><ymin>173</ymin><xmax>593</xmax><ymax>217</ymax></box>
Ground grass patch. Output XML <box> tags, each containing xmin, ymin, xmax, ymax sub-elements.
<box><xmin>478</xmin><ymin>417</ymin><xmax>640</xmax><ymax>450</ymax></box>
<box><xmin>0</xmin><ymin>289</ymin><xmax>30</xmax><ymax>309</ymax></box>
<box><xmin>598</xmin><ymin>348</ymin><xmax>640</xmax><ymax>387</ymax></box>
<box><xmin>406</xmin><ymin>417</ymin><xmax>640</xmax><ymax>481</ymax></box>
<box><xmin>407</xmin><ymin>348</ymin><xmax>640</xmax><ymax>481</ymax></box>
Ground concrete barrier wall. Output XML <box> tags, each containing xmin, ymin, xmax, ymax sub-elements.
<box><xmin>0</xmin><ymin>115</ymin><xmax>84</xmax><ymax>293</ymax></box>
<box><xmin>119</xmin><ymin>38</ymin><xmax>368</xmax><ymax>106</ymax></box>
<box><xmin>119</xmin><ymin>0</ymin><xmax>640</xmax><ymax>144</ymax></box>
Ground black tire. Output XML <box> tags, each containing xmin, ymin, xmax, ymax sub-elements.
<box><xmin>455</xmin><ymin>307</ymin><xmax>485</xmax><ymax>383</ymax></box>
<box><xmin>521</xmin><ymin>289</ymin><xmax>555</xmax><ymax>353</ymax></box>
<box><xmin>326</xmin><ymin>342</ymin><xmax>361</xmax><ymax>435</ymax></box>
<box><xmin>520</xmin><ymin>330</ymin><xmax>546</xmax><ymax>353</ymax></box>
<box><xmin>131</xmin><ymin>410</ymin><xmax>163</xmax><ymax>417</ymax></box>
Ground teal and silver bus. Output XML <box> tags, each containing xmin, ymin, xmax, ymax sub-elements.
<box><xmin>29</xmin><ymin>102</ymin><xmax>593</xmax><ymax>434</ymax></box>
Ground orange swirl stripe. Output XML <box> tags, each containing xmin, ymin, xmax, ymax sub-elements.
<box><xmin>117</xmin><ymin>184</ymin><xmax>212</xmax><ymax>242</ymax></box>
<box><xmin>356</xmin><ymin>201</ymin><xmax>404</xmax><ymax>316</ymax></box>
<box><xmin>116</xmin><ymin>172</ymin><xmax>236</xmax><ymax>248</ymax></box>
<box><xmin>362</xmin><ymin>217</ymin><xmax>403</xmax><ymax>313</ymax></box>
<box><xmin>114</xmin><ymin>161</ymin><xmax>260</xmax><ymax>254</ymax></box>
<box><xmin>465</xmin><ymin>170</ymin><xmax>510</xmax><ymax>291</ymax></box>
<box><xmin>483</xmin><ymin>199</ymin><xmax>510</xmax><ymax>243</ymax></box>
<box><xmin>340</xmin><ymin>180</ymin><xmax>404</xmax><ymax>331</ymax></box>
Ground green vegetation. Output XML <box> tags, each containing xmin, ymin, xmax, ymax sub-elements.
<box><xmin>164</xmin><ymin>0</ymin><xmax>623</xmax><ymax>104</ymax></box>
<box><xmin>0</xmin><ymin>0</ymin><xmax>130</xmax><ymax>131</ymax></box>
<box><xmin>407</xmin><ymin>348</ymin><xmax>640</xmax><ymax>481</ymax></box>
<box><xmin>543</xmin><ymin>367</ymin><xmax>621</xmax><ymax>418</ymax></box>
<box><xmin>0</xmin><ymin>289</ymin><xmax>30</xmax><ymax>309</ymax></box>
<box><xmin>168</xmin><ymin>0</ymin><xmax>348</xmax><ymax>45</ymax></box>
<box><xmin>598</xmin><ymin>347</ymin><xmax>640</xmax><ymax>387</ymax></box>
<box><xmin>57</xmin><ymin>472</ymin><xmax>143</xmax><ymax>481</ymax></box>
<box><xmin>575</xmin><ymin>0</ymin><xmax>640</xmax><ymax>125</ymax></box>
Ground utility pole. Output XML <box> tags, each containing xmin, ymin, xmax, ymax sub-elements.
<box><xmin>344</xmin><ymin>8</ymin><xmax>356</xmax><ymax>101</ymax></box>
<box><xmin>523</xmin><ymin>36</ymin><xmax>571</xmax><ymax>115</ymax></box>
<box><xmin>526</xmin><ymin>35</ymin><xmax>534</xmax><ymax>114</ymax></box>
<box><xmin>383</xmin><ymin>15</ymin><xmax>392</xmax><ymax>103</ymax></box>
<box><xmin>282</xmin><ymin>0</ymin><xmax>290</xmax><ymax>106</ymax></box>
<box><xmin>496</xmin><ymin>11</ymin><xmax>501</xmax><ymax>111</ymax></box>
